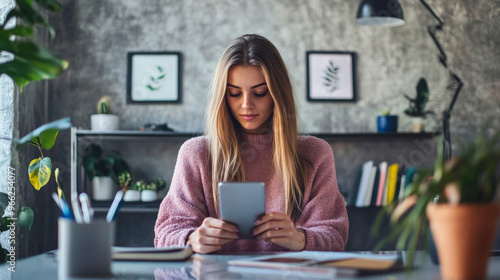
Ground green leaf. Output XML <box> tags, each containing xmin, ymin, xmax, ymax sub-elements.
<box><xmin>0</xmin><ymin>217</ymin><xmax>13</xmax><ymax>232</ymax></box>
<box><xmin>18</xmin><ymin>207</ymin><xmax>34</xmax><ymax>231</ymax></box>
<box><xmin>0</xmin><ymin>41</ymin><xmax>68</xmax><ymax>91</ymax></box>
<box><xmin>16</xmin><ymin>0</ymin><xmax>55</xmax><ymax>38</ymax></box>
<box><xmin>28</xmin><ymin>157</ymin><xmax>52</xmax><ymax>190</ymax></box>
<box><xmin>0</xmin><ymin>192</ymin><xmax>8</xmax><ymax>216</ymax></box>
<box><xmin>31</xmin><ymin>129</ymin><xmax>59</xmax><ymax>150</ymax></box>
<box><xmin>15</xmin><ymin>117</ymin><xmax>71</xmax><ymax>147</ymax></box>
<box><xmin>54</xmin><ymin>167</ymin><xmax>60</xmax><ymax>185</ymax></box>
<box><xmin>1</xmin><ymin>26</ymin><xmax>34</xmax><ymax>37</ymax></box>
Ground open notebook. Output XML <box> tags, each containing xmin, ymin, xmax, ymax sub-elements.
<box><xmin>228</xmin><ymin>251</ymin><xmax>405</xmax><ymax>277</ymax></box>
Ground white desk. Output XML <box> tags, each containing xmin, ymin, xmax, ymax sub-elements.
<box><xmin>4</xmin><ymin>251</ymin><xmax>500</xmax><ymax>279</ymax></box>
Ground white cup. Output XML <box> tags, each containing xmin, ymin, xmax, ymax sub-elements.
<box><xmin>58</xmin><ymin>218</ymin><xmax>115</xmax><ymax>278</ymax></box>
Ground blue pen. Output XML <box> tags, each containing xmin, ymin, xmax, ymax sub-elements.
<box><xmin>106</xmin><ymin>190</ymin><xmax>124</xmax><ymax>223</ymax></box>
<box><xmin>57</xmin><ymin>194</ymin><xmax>74</xmax><ymax>219</ymax></box>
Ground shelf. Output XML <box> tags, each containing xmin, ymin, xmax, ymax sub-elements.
<box><xmin>92</xmin><ymin>200</ymin><xmax>161</xmax><ymax>213</ymax></box>
<box><xmin>74</xmin><ymin>129</ymin><xmax>201</xmax><ymax>141</ymax></box>
<box><xmin>307</xmin><ymin>132</ymin><xmax>439</xmax><ymax>139</ymax></box>
<box><xmin>74</xmin><ymin>129</ymin><xmax>439</xmax><ymax>140</ymax></box>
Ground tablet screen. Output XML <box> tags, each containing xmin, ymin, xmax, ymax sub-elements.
<box><xmin>218</xmin><ymin>182</ymin><xmax>265</xmax><ymax>239</ymax></box>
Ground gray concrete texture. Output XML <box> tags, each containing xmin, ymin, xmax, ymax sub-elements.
<box><xmin>47</xmin><ymin>0</ymin><xmax>500</xmax><ymax>138</ymax></box>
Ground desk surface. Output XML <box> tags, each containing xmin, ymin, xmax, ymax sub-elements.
<box><xmin>4</xmin><ymin>251</ymin><xmax>500</xmax><ymax>280</ymax></box>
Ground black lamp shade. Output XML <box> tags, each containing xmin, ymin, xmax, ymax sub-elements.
<box><xmin>356</xmin><ymin>0</ymin><xmax>405</xmax><ymax>27</ymax></box>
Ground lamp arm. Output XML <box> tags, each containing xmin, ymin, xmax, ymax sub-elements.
<box><xmin>419</xmin><ymin>0</ymin><xmax>444</xmax><ymax>26</ymax></box>
<box><xmin>419</xmin><ymin>0</ymin><xmax>464</xmax><ymax>161</ymax></box>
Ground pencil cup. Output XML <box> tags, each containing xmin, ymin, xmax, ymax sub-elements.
<box><xmin>58</xmin><ymin>218</ymin><xmax>115</xmax><ymax>278</ymax></box>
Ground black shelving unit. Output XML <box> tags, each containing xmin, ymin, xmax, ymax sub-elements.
<box><xmin>71</xmin><ymin>127</ymin><xmax>439</xmax><ymax>212</ymax></box>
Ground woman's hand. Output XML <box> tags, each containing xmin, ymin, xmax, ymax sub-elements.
<box><xmin>187</xmin><ymin>217</ymin><xmax>239</xmax><ymax>254</ymax></box>
<box><xmin>252</xmin><ymin>212</ymin><xmax>305</xmax><ymax>251</ymax></box>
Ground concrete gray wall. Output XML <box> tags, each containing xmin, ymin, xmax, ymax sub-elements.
<box><xmin>47</xmin><ymin>0</ymin><xmax>499</xmax><ymax>136</ymax></box>
<box><xmin>12</xmin><ymin>0</ymin><xmax>500</xmax><ymax>256</ymax></box>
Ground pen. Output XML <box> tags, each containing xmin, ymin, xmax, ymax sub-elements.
<box><xmin>79</xmin><ymin>193</ymin><xmax>93</xmax><ymax>224</ymax></box>
<box><xmin>58</xmin><ymin>194</ymin><xmax>74</xmax><ymax>220</ymax></box>
<box><xmin>71</xmin><ymin>194</ymin><xmax>84</xmax><ymax>223</ymax></box>
<box><xmin>106</xmin><ymin>190</ymin><xmax>124</xmax><ymax>223</ymax></box>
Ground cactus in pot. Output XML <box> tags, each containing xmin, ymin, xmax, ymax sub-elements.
<box><xmin>90</xmin><ymin>96</ymin><xmax>119</xmax><ymax>131</ymax></box>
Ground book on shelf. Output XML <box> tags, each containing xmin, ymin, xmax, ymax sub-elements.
<box><xmin>398</xmin><ymin>174</ymin><xmax>407</xmax><ymax>200</ymax></box>
<box><xmin>228</xmin><ymin>251</ymin><xmax>404</xmax><ymax>278</ymax></box>
<box><xmin>355</xmin><ymin>160</ymin><xmax>374</xmax><ymax>207</ymax></box>
<box><xmin>370</xmin><ymin>167</ymin><xmax>380</xmax><ymax>206</ymax></box>
<box><xmin>112</xmin><ymin>245</ymin><xmax>192</xmax><ymax>261</ymax></box>
<box><xmin>347</xmin><ymin>168</ymin><xmax>363</xmax><ymax>206</ymax></box>
<box><xmin>375</xmin><ymin>161</ymin><xmax>388</xmax><ymax>206</ymax></box>
<box><xmin>386</xmin><ymin>163</ymin><xmax>399</xmax><ymax>205</ymax></box>
<box><xmin>362</xmin><ymin>166</ymin><xmax>377</xmax><ymax>206</ymax></box>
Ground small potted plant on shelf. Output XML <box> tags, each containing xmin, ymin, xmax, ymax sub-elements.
<box><xmin>373</xmin><ymin>124</ymin><xmax>500</xmax><ymax>280</ymax></box>
<box><xmin>404</xmin><ymin>77</ymin><xmax>434</xmax><ymax>133</ymax></box>
<box><xmin>124</xmin><ymin>180</ymin><xmax>144</xmax><ymax>202</ymax></box>
<box><xmin>83</xmin><ymin>144</ymin><xmax>130</xmax><ymax>200</ymax></box>
<box><xmin>90</xmin><ymin>96</ymin><xmax>119</xmax><ymax>131</ymax></box>
<box><xmin>141</xmin><ymin>178</ymin><xmax>166</xmax><ymax>202</ymax></box>
<box><xmin>124</xmin><ymin>178</ymin><xmax>166</xmax><ymax>202</ymax></box>
<box><xmin>377</xmin><ymin>109</ymin><xmax>398</xmax><ymax>133</ymax></box>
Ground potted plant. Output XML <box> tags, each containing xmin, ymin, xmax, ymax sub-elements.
<box><xmin>82</xmin><ymin>144</ymin><xmax>129</xmax><ymax>200</ymax></box>
<box><xmin>377</xmin><ymin>109</ymin><xmax>398</xmax><ymax>133</ymax></box>
<box><xmin>404</xmin><ymin>78</ymin><xmax>435</xmax><ymax>132</ymax></box>
<box><xmin>124</xmin><ymin>180</ymin><xmax>143</xmax><ymax>202</ymax></box>
<box><xmin>373</xmin><ymin>125</ymin><xmax>500</xmax><ymax>280</ymax></box>
<box><xmin>90</xmin><ymin>96</ymin><xmax>119</xmax><ymax>131</ymax></box>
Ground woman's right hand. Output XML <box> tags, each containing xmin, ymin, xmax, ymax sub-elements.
<box><xmin>187</xmin><ymin>217</ymin><xmax>239</xmax><ymax>254</ymax></box>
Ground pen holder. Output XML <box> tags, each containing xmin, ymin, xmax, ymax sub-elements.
<box><xmin>58</xmin><ymin>218</ymin><xmax>115</xmax><ymax>278</ymax></box>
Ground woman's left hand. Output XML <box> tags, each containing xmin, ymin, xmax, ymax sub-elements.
<box><xmin>252</xmin><ymin>212</ymin><xmax>305</xmax><ymax>251</ymax></box>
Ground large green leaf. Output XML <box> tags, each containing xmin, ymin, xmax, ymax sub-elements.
<box><xmin>28</xmin><ymin>157</ymin><xmax>52</xmax><ymax>191</ymax></box>
<box><xmin>15</xmin><ymin>117</ymin><xmax>71</xmax><ymax>148</ymax></box>
<box><xmin>18</xmin><ymin>206</ymin><xmax>34</xmax><ymax>231</ymax></box>
<box><xmin>31</xmin><ymin>129</ymin><xmax>59</xmax><ymax>150</ymax></box>
<box><xmin>0</xmin><ymin>0</ymin><xmax>67</xmax><ymax>91</ymax></box>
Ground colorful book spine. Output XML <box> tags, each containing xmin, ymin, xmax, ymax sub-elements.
<box><xmin>386</xmin><ymin>163</ymin><xmax>399</xmax><ymax>204</ymax></box>
<box><xmin>375</xmin><ymin>162</ymin><xmax>388</xmax><ymax>206</ymax></box>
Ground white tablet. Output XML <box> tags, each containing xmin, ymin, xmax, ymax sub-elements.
<box><xmin>218</xmin><ymin>182</ymin><xmax>265</xmax><ymax>239</ymax></box>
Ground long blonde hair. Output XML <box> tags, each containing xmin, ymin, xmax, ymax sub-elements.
<box><xmin>204</xmin><ymin>34</ymin><xmax>308</xmax><ymax>219</ymax></box>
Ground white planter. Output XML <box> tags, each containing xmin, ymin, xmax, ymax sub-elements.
<box><xmin>411</xmin><ymin>117</ymin><xmax>425</xmax><ymax>133</ymax></box>
<box><xmin>141</xmin><ymin>190</ymin><xmax>158</xmax><ymax>202</ymax></box>
<box><xmin>90</xmin><ymin>114</ymin><xmax>119</xmax><ymax>131</ymax></box>
<box><xmin>123</xmin><ymin>190</ymin><xmax>141</xmax><ymax>202</ymax></box>
<box><xmin>92</xmin><ymin>177</ymin><xmax>116</xmax><ymax>201</ymax></box>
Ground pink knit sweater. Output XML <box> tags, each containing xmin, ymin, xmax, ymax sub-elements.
<box><xmin>154</xmin><ymin>133</ymin><xmax>349</xmax><ymax>252</ymax></box>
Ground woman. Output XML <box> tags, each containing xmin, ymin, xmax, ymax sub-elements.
<box><xmin>154</xmin><ymin>34</ymin><xmax>348</xmax><ymax>253</ymax></box>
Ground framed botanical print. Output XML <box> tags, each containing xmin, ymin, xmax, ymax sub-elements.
<box><xmin>306</xmin><ymin>51</ymin><xmax>357</xmax><ymax>102</ymax></box>
<box><xmin>126</xmin><ymin>52</ymin><xmax>182</xmax><ymax>103</ymax></box>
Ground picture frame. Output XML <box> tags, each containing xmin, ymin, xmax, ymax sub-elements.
<box><xmin>306</xmin><ymin>51</ymin><xmax>357</xmax><ymax>102</ymax></box>
<box><xmin>126</xmin><ymin>51</ymin><xmax>182</xmax><ymax>104</ymax></box>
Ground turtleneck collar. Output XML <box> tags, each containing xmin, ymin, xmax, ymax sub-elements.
<box><xmin>239</xmin><ymin>131</ymin><xmax>273</xmax><ymax>148</ymax></box>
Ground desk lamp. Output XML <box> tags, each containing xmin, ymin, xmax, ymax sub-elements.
<box><xmin>356</xmin><ymin>0</ymin><xmax>463</xmax><ymax>161</ymax></box>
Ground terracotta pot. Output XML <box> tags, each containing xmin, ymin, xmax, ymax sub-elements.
<box><xmin>427</xmin><ymin>203</ymin><xmax>500</xmax><ymax>280</ymax></box>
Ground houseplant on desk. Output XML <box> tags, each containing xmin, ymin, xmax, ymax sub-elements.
<box><xmin>373</xmin><ymin>124</ymin><xmax>500</xmax><ymax>280</ymax></box>
<box><xmin>404</xmin><ymin>78</ymin><xmax>434</xmax><ymax>133</ymax></box>
<box><xmin>83</xmin><ymin>144</ymin><xmax>130</xmax><ymax>200</ymax></box>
